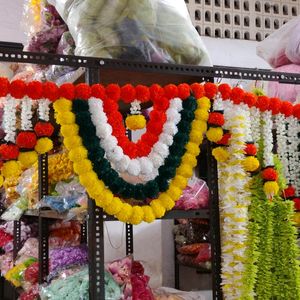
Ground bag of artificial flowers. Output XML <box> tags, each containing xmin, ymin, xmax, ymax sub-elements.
<box><xmin>48</xmin><ymin>0</ymin><xmax>211</xmax><ymax>65</ymax></box>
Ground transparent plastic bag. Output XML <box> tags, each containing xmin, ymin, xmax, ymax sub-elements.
<box><xmin>0</xmin><ymin>197</ymin><xmax>29</xmax><ymax>221</ymax></box>
<box><xmin>174</xmin><ymin>177</ymin><xmax>209</xmax><ymax>210</ymax></box>
<box><xmin>40</xmin><ymin>266</ymin><xmax>123</xmax><ymax>300</ymax></box>
<box><xmin>154</xmin><ymin>287</ymin><xmax>206</xmax><ymax>300</ymax></box>
<box><xmin>267</xmin><ymin>64</ymin><xmax>300</xmax><ymax>103</ymax></box>
<box><xmin>257</xmin><ymin>16</ymin><xmax>300</xmax><ymax>68</ymax></box>
<box><xmin>48</xmin><ymin>0</ymin><xmax>211</xmax><ymax>65</ymax></box>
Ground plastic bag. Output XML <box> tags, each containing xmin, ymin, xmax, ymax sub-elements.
<box><xmin>0</xmin><ymin>197</ymin><xmax>29</xmax><ymax>221</ymax></box>
<box><xmin>257</xmin><ymin>16</ymin><xmax>300</xmax><ymax>68</ymax></box>
<box><xmin>174</xmin><ymin>219</ymin><xmax>210</xmax><ymax>246</ymax></box>
<box><xmin>40</xmin><ymin>266</ymin><xmax>123</xmax><ymax>300</ymax></box>
<box><xmin>174</xmin><ymin>178</ymin><xmax>209</xmax><ymax>210</ymax></box>
<box><xmin>48</xmin><ymin>0</ymin><xmax>211</xmax><ymax>65</ymax></box>
<box><xmin>49</xmin><ymin>245</ymin><xmax>88</xmax><ymax>274</ymax></box>
<box><xmin>267</xmin><ymin>64</ymin><xmax>300</xmax><ymax>103</ymax></box>
<box><xmin>154</xmin><ymin>287</ymin><xmax>207</xmax><ymax>300</ymax></box>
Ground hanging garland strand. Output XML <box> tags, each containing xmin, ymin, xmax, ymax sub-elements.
<box><xmin>71</xmin><ymin>97</ymin><xmax>196</xmax><ymax>201</ymax></box>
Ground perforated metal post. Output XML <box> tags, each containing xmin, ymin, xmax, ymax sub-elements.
<box><xmin>86</xmin><ymin>67</ymin><xmax>105</xmax><ymax>300</ymax></box>
<box><xmin>13</xmin><ymin>221</ymin><xmax>21</xmax><ymax>260</ymax></box>
<box><xmin>88</xmin><ymin>199</ymin><xmax>105</xmax><ymax>300</ymax></box>
<box><xmin>125</xmin><ymin>224</ymin><xmax>134</xmax><ymax>255</ymax></box>
<box><xmin>207</xmin><ymin>142</ymin><xmax>222</xmax><ymax>300</ymax></box>
<box><xmin>38</xmin><ymin>154</ymin><xmax>49</xmax><ymax>284</ymax></box>
<box><xmin>81</xmin><ymin>221</ymin><xmax>88</xmax><ymax>244</ymax></box>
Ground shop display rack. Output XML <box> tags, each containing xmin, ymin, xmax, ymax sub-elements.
<box><xmin>1</xmin><ymin>43</ymin><xmax>300</xmax><ymax>300</ymax></box>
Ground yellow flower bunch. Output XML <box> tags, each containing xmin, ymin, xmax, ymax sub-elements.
<box><xmin>54</xmin><ymin>96</ymin><xmax>210</xmax><ymax>225</ymax></box>
<box><xmin>125</xmin><ymin>115</ymin><xmax>146</xmax><ymax>130</ymax></box>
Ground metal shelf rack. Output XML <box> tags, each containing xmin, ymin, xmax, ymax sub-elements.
<box><xmin>1</xmin><ymin>44</ymin><xmax>299</xmax><ymax>300</ymax></box>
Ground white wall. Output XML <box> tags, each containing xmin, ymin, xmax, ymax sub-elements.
<box><xmin>0</xmin><ymin>0</ymin><xmax>271</xmax><ymax>292</ymax></box>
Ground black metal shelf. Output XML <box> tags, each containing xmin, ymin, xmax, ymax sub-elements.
<box><xmin>23</xmin><ymin>208</ymin><xmax>209</xmax><ymax>220</ymax></box>
<box><xmin>0</xmin><ymin>47</ymin><xmax>300</xmax><ymax>84</ymax></box>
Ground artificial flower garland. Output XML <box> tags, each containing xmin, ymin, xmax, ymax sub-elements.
<box><xmin>217</xmin><ymin>101</ymin><xmax>251</xmax><ymax>299</ymax></box>
<box><xmin>88</xmin><ymin>97</ymin><xmax>183</xmax><ymax>181</ymax></box>
<box><xmin>54</xmin><ymin>93</ymin><xmax>210</xmax><ymax>224</ymax></box>
<box><xmin>68</xmin><ymin>96</ymin><xmax>196</xmax><ymax>201</ymax></box>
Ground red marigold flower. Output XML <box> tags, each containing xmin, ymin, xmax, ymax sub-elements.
<box><xmin>120</xmin><ymin>84</ymin><xmax>136</xmax><ymax>103</ymax></box>
<box><xmin>43</xmin><ymin>82</ymin><xmax>59</xmax><ymax>102</ymax></box>
<box><xmin>34</xmin><ymin>121</ymin><xmax>54</xmax><ymax>137</ymax></box>
<box><xmin>0</xmin><ymin>77</ymin><xmax>9</xmax><ymax>97</ymax></box>
<box><xmin>293</xmin><ymin>103</ymin><xmax>300</xmax><ymax>119</ymax></box>
<box><xmin>216</xmin><ymin>133</ymin><xmax>231</xmax><ymax>145</ymax></box>
<box><xmin>282</xmin><ymin>185</ymin><xmax>296</xmax><ymax>198</ymax></box>
<box><xmin>0</xmin><ymin>143</ymin><xmax>19</xmax><ymax>160</ymax></box>
<box><xmin>59</xmin><ymin>83</ymin><xmax>75</xmax><ymax>100</ymax></box>
<box><xmin>136</xmin><ymin>85</ymin><xmax>150</xmax><ymax>103</ymax></box>
<box><xmin>16</xmin><ymin>131</ymin><xmax>37</xmax><ymax>149</ymax></box>
<box><xmin>208</xmin><ymin>112</ymin><xmax>225</xmax><ymax>126</ymax></box>
<box><xmin>280</xmin><ymin>101</ymin><xmax>293</xmax><ymax>117</ymax></box>
<box><xmin>164</xmin><ymin>84</ymin><xmax>178</xmax><ymax>99</ymax></box>
<box><xmin>178</xmin><ymin>83</ymin><xmax>191</xmax><ymax>99</ymax></box>
<box><xmin>204</xmin><ymin>82</ymin><xmax>218</xmax><ymax>99</ymax></box>
<box><xmin>26</xmin><ymin>81</ymin><xmax>43</xmax><ymax>100</ymax></box>
<box><xmin>243</xmin><ymin>92</ymin><xmax>256</xmax><ymax>107</ymax></box>
<box><xmin>150</xmin><ymin>84</ymin><xmax>164</xmax><ymax>102</ymax></box>
<box><xmin>294</xmin><ymin>198</ymin><xmax>300</xmax><ymax>211</ymax></box>
<box><xmin>244</xmin><ymin>143</ymin><xmax>257</xmax><ymax>156</ymax></box>
<box><xmin>231</xmin><ymin>87</ymin><xmax>245</xmax><ymax>105</ymax></box>
<box><xmin>256</xmin><ymin>95</ymin><xmax>270</xmax><ymax>112</ymax></box>
<box><xmin>261</xmin><ymin>167</ymin><xmax>278</xmax><ymax>181</ymax></box>
<box><xmin>75</xmin><ymin>83</ymin><xmax>91</xmax><ymax>100</ymax></box>
<box><xmin>10</xmin><ymin>80</ymin><xmax>26</xmax><ymax>99</ymax></box>
<box><xmin>268</xmin><ymin>97</ymin><xmax>282</xmax><ymax>115</ymax></box>
<box><xmin>218</xmin><ymin>83</ymin><xmax>231</xmax><ymax>100</ymax></box>
<box><xmin>190</xmin><ymin>83</ymin><xmax>204</xmax><ymax>99</ymax></box>
<box><xmin>106</xmin><ymin>84</ymin><xmax>120</xmax><ymax>102</ymax></box>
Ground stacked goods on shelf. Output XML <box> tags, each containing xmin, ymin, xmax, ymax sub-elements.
<box><xmin>0</xmin><ymin>77</ymin><xmax>299</xmax><ymax>299</ymax></box>
<box><xmin>174</xmin><ymin>219</ymin><xmax>211</xmax><ymax>271</ymax></box>
<box><xmin>0</xmin><ymin>221</ymin><xmax>154</xmax><ymax>300</ymax></box>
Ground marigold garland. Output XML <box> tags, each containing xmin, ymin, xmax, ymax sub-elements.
<box><xmin>54</xmin><ymin>95</ymin><xmax>210</xmax><ymax>224</ymax></box>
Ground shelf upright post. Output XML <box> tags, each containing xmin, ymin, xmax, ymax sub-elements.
<box><xmin>86</xmin><ymin>67</ymin><xmax>105</xmax><ymax>300</ymax></box>
<box><xmin>125</xmin><ymin>129</ymin><xmax>134</xmax><ymax>256</ymax></box>
<box><xmin>38</xmin><ymin>154</ymin><xmax>49</xmax><ymax>284</ymax></box>
<box><xmin>207</xmin><ymin>141</ymin><xmax>222</xmax><ymax>300</ymax></box>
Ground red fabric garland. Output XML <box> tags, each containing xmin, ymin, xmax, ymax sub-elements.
<box><xmin>178</xmin><ymin>83</ymin><xmax>191</xmax><ymax>100</ymax></box>
<box><xmin>256</xmin><ymin>95</ymin><xmax>270</xmax><ymax>112</ymax></box>
<box><xmin>164</xmin><ymin>84</ymin><xmax>178</xmax><ymax>99</ymax></box>
<box><xmin>293</xmin><ymin>104</ymin><xmax>300</xmax><ymax>119</ymax></box>
<box><xmin>121</xmin><ymin>84</ymin><xmax>136</xmax><ymax>103</ymax></box>
<box><xmin>243</xmin><ymin>92</ymin><xmax>256</xmax><ymax>107</ymax></box>
<box><xmin>204</xmin><ymin>82</ymin><xmax>218</xmax><ymax>99</ymax></box>
<box><xmin>106</xmin><ymin>84</ymin><xmax>120</xmax><ymax>102</ymax></box>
